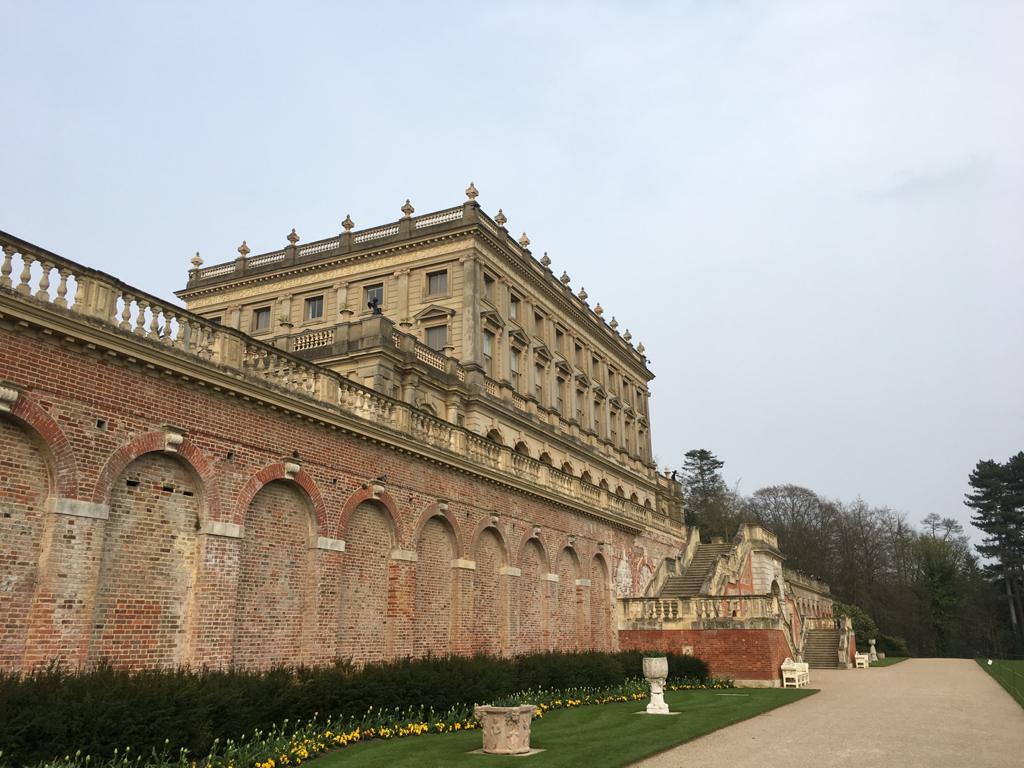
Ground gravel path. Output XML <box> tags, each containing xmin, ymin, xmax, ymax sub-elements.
<box><xmin>633</xmin><ymin>659</ymin><xmax>1024</xmax><ymax>768</ymax></box>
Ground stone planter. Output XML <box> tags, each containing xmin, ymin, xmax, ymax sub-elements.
<box><xmin>474</xmin><ymin>705</ymin><xmax>537</xmax><ymax>755</ymax></box>
<box><xmin>643</xmin><ymin>656</ymin><xmax>670</xmax><ymax>714</ymax></box>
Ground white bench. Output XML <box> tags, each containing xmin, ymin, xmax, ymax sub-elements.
<box><xmin>781</xmin><ymin>657</ymin><xmax>810</xmax><ymax>688</ymax></box>
<box><xmin>854</xmin><ymin>653</ymin><xmax>870</xmax><ymax>669</ymax></box>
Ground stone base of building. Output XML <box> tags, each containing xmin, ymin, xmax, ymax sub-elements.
<box><xmin>618</xmin><ymin>628</ymin><xmax>793</xmax><ymax>687</ymax></box>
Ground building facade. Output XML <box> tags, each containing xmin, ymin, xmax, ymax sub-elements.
<box><xmin>0</xmin><ymin>189</ymin><xmax>684</xmax><ymax>674</ymax></box>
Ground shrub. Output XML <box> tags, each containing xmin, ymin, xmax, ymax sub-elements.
<box><xmin>876</xmin><ymin>634</ymin><xmax>910</xmax><ymax>656</ymax></box>
<box><xmin>0</xmin><ymin>650</ymin><xmax>709</xmax><ymax>766</ymax></box>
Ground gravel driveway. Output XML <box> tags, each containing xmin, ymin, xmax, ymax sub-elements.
<box><xmin>633</xmin><ymin>658</ymin><xmax>1024</xmax><ymax>768</ymax></box>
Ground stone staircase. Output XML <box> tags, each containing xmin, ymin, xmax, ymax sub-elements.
<box><xmin>804</xmin><ymin>629</ymin><xmax>843</xmax><ymax>668</ymax></box>
<box><xmin>660</xmin><ymin>543</ymin><xmax>733</xmax><ymax>598</ymax></box>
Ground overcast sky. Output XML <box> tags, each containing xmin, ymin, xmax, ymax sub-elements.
<box><xmin>4</xmin><ymin>1</ymin><xmax>1022</xmax><ymax>541</ymax></box>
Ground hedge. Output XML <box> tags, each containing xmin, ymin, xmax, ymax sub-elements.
<box><xmin>0</xmin><ymin>651</ymin><xmax>708</xmax><ymax>766</ymax></box>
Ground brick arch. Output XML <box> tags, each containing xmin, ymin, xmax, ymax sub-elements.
<box><xmin>7</xmin><ymin>392</ymin><xmax>78</xmax><ymax>499</ymax></box>
<box><xmin>412</xmin><ymin>501</ymin><xmax>463</xmax><ymax>557</ymax></box>
<box><xmin>591</xmin><ymin>551</ymin><xmax>611</xmax><ymax>583</ymax></box>
<box><xmin>515</xmin><ymin>529</ymin><xmax>552</xmax><ymax>574</ymax></box>
<box><xmin>468</xmin><ymin>516</ymin><xmax>510</xmax><ymax>565</ymax></box>
<box><xmin>91</xmin><ymin>431</ymin><xmax>218</xmax><ymax>518</ymax></box>
<box><xmin>337</xmin><ymin>486</ymin><xmax>403</xmax><ymax>544</ymax></box>
<box><xmin>235</xmin><ymin>464</ymin><xmax>327</xmax><ymax>535</ymax></box>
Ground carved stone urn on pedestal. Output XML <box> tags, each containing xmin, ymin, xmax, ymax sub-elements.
<box><xmin>473</xmin><ymin>704</ymin><xmax>538</xmax><ymax>754</ymax></box>
<box><xmin>643</xmin><ymin>656</ymin><xmax>671</xmax><ymax>714</ymax></box>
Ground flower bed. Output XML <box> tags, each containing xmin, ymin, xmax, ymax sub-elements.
<box><xmin>10</xmin><ymin>677</ymin><xmax>731</xmax><ymax>768</ymax></box>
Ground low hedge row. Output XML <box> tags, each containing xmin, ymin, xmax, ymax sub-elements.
<box><xmin>0</xmin><ymin>651</ymin><xmax>708</xmax><ymax>766</ymax></box>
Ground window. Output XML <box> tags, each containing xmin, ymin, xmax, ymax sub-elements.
<box><xmin>576</xmin><ymin>388</ymin><xmax>585</xmax><ymax>423</ymax></box>
<box><xmin>252</xmin><ymin>307</ymin><xmax>271</xmax><ymax>332</ymax></box>
<box><xmin>593</xmin><ymin>399</ymin><xmax>602</xmax><ymax>434</ymax></box>
<box><xmin>556</xmin><ymin>377</ymin><xmax>566</xmax><ymax>415</ymax></box>
<box><xmin>510</xmin><ymin>347</ymin><xmax>521</xmax><ymax>390</ymax></box>
<box><xmin>575</xmin><ymin>343</ymin><xmax>584</xmax><ymax>368</ymax></box>
<box><xmin>425</xmin><ymin>325</ymin><xmax>447</xmax><ymax>351</ymax></box>
<box><xmin>483</xmin><ymin>273</ymin><xmax>495</xmax><ymax>300</ymax></box>
<box><xmin>364</xmin><ymin>283</ymin><xmax>384</xmax><ymax>313</ymax></box>
<box><xmin>534</xmin><ymin>312</ymin><xmax>544</xmax><ymax>336</ymax></box>
<box><xmin>510</xmin><ymin>294</ymin><xmax>520</xmax><ymax>321</ymax></box>
<box><xmin>304</xmin><ymin>295</ymin><xmax>324</xmax><ymax>321</ymax></box>
<box><xmin>483</xmin><ymin>330</ymin><xmax>494</xmax><ymax>375</ymax></box>
<box><xmin>426</xmin><ymin>270</ymin><xmax>448</xmax><ymax>296</ymax></box>
<box><xmin>535</xmin><ymin>363</ymin><xmax>545</xmax><ymax>402</ymax></box>
<box><xmin>208</xmin><ymin>316</ymin><xmax>222</xmax><ymax>325</ymax></box>
<box><xmin>555</xmin><ymin>327</ymin><xmax>564</xmax><ymax>353</ymax></box>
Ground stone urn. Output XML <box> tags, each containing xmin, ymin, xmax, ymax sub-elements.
<box><xmin>878</xmin><ymin>651</ymin><xmax>886</xmax><ymax>660</ymax></box>
<box><xmin>868</xmin><ymin>638</ymin><xmax>878</xmax><ymax>662</ymax></box>
<box><xmin>474</xmin><ymin>704</ymin><xmax>537</xmax><ymax>755</ymax></box>
<box><xmin>643</xmin><ymin>656</ymin><xmax>670</xmax><ymax>714</ymax></box>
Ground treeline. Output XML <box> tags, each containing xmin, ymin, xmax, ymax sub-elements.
<box><xmin>677</xmin><ymin>449</ymin><xmax>1020</xmax><ymax>658</ymax></box>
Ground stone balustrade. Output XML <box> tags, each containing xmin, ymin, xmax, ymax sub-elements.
<box><xmin>0</xmin><ymin>230</ymin><xmax>680</xmax><ymax>535</ymax></box>
<box><xmin>620</xmin><ymin>594</ymin><xmax>783</xmax><ymax>627</ymax></box>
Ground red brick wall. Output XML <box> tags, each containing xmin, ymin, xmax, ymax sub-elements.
<box><xmin>517</xmin><ymin>540</ymin><xmax>547</xmax><ymax>653</ymax></box>
<box><xmin>412</xmin><ymin>517</ymin><xmax>455</xmax><ymax>656</ymax></box>
<box><xmin>619</xmin><ymin>628</ymin><xmax>793</xmax><ymax>683</ymax></box>
<box><xmin>233</xmin><ymin>481</ymin><xmax>313</xmax><ymax>669</ymax></box>
<box><xmin>0</xmin><ymin>418</ymin><xmax>48</xmax><ymax>669</ymax></box>
<box><xmin>0</xmin><ymin>325</ymin><xmax>682</xmax><ymax>672</ymax></box>
<box><xmin>88</xmin><ymin>454</ymin><xmax>200</xmax><ymax>670</ymax></box>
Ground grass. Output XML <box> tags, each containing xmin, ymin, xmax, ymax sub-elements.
<box><xmin>869</xmin><ymin>656</ymin><xmax>908</xmax><ymax>667</ymax></box>
<box><xmin>977</xmin><ymin>658</ymin><xmax>1024</xmax><ymax>710</ymax></box>
<box><xmin>308</xmin><ymin>687</ymin><xmax>817</xmax><ymax>768</ymax></box>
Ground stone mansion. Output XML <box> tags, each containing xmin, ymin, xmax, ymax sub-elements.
<box><xmin>0</xmin><ymin>185</ymin><xmax>842</xmax><ymax>685</ymax></box>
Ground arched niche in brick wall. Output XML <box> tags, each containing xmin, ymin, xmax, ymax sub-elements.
<box><xmin>89</xmin><ymin>452</ymin><xmax>203</xmax><ymax>670</ymax></box>
<box><xmin>338</xmin><ymin>498</ymin><xmax>396</xmax><ymax>664</ymax></box>
<box><xmin>0</xmin><ymin>413</ymin><xmax>55</xmax><ymax>672</ymax></box>
<box><xmin>516</xmin><ymin>536</ymin><xmax>549</xmax><ymax>655</ymax></box>
<box><xmin>412</xmin><ymin>504</ymin><xmax>458</xmax><ymax>657</ymax></box>
<box><xmin>554</xmin><ymin>546</ymin><xmax>584</xmax><ymax>652</ymax></box>
<box><xmin>589</xmin><ymin>553</ymin><xmax>613</xmax><ymax>652</ymax></box>
<box><xmin>471</xmin><ymin>524</ymin><xmax>510</xmax><ymax>657</ymax></box>
<box><xmin>234</xmin><ymin>479</ymin><xmax>318</xmax><ymax>669</ymax></box>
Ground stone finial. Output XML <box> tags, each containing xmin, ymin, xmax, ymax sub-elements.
<box><xmin>623</xmin><ymin>329</ymin><xmax>632</xmax><ymax>343</ymax></box>
<box><xmin>401</xmin><ymin>199</ymin><xmax>415</xmax><ymax>218</ymax></box>
<box><xmin>287</xmin><ymin>228</ymin><xmax>300</xmax><ymax>245</ymax></box>
<box><xmin>559</xmin><ymin>271</ymin><xmax>571</xmax><ymax>285</ymax></box>
<box><xmin>238</xmin><ymin>241</ymin><xmax>250</xmax><ymax>257</ymax></box>
<box><xmin>637</xmin><ymin>342</ymin><xmax>645</xmax><ymax>354</ymax></box>
<box><xmin>342</xmin><ymin>214</ymin><xmax>354</xmax><ymax>231</ymax></box>
<box><xmin>495</xmin><ymin>209</ymin><xmax>507</xmax><ymax>227</ymax></box>
<box><xmin>610</xmin><ymin>316</ymin><xmax>619</xmax><ymax>331</ymax></box>
<box><xmin>519</xmin><ymin>232</ymin><xmax>530</xmax><ymax>248</ymax></box>
<box><xmin>190</xmin><ymin>251</ymin><xmax>203</xmax><ymax>269</ymax></box>
<box><xmin>594</xmin><ymin>302</ymin><xmax>604</xmax><ymax>317</ymax></box>
<box><xmin>578</xmin><ymin>286</ymin><xmax>588</xmax><ymax>301</ymax></box>
<box><xmin>540</xmin><ymin>251</ymin><xmax>551</xmax><ymax>268</ymax></box>
<box><xmin>465</xmin><ymin>181</ymin><xmax>479</xmax><ymax>200</ymax></box>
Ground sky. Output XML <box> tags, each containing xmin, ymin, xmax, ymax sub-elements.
<box><xmin>3</xmin><ymin>1</ymin><xmax>1022</xmax><ymax>542</ymax></box>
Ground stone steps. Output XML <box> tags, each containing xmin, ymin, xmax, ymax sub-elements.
<box><xmin>660</xmin><ymin>543</ymin><xmax>733</xmax><ymax>598</ymax></box>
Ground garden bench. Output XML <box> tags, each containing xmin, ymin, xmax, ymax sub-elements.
<box><xmin>854</xmin><ymin>653</ymin><xmax>870</xmax><ymax>668</ymax></box>
<box><xmin>781</xmin><ymin>657</ymin><xmax>810</xmax><ymax>688</ymax></box>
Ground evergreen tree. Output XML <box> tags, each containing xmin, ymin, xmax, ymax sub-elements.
<box><xmin>679</xmin><ymin>449</ymin><xmax>739</xmax><ymax>538</ymax></box>
<box><xmin>965</xmin><ymin>453</ymin><xmax>1024</xmax><ymax>642</ymax></box>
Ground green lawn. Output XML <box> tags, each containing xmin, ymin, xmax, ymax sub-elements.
<box><xmin>309</xmin><ymin>688</ymin><xmax>817</xmax><ymax>768</ymax></box>
<box><xmin>977</xmin><ymin>658</ymin><xmax>1024</xmax><ymax>709</ymax></box>
<box><xmin>870</xmin><ymin>656</ymin><xmax>908</xmax><ymax>667</ymax></box>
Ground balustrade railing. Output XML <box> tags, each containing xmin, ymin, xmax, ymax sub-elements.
<box><xmin>0</xmin><ymin>230</ymin><xmax>667</xmax><ymax>533</ymax></box>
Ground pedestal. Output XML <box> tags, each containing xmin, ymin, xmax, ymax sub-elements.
<box><xmin>474</xmin><ymin>705</ymin><xmax>537</xmax><ymax>755</ymax></box>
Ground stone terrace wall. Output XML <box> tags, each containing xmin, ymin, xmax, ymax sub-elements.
<box><xmin>0</xmin><ymin>324</ymin><xmax>680</xmax><ymax>673</ymax></box>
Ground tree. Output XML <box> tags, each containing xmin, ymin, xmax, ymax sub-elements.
<box><xmin>678</xmin><ymin>449</ymin><xmax>740</xmax><ymax>538</ymax></box>
<box><xmin>966</xmin><ymin>453</ymin><xmax>1024</xmax><ymax>642</ymax></box>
